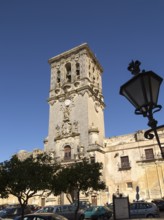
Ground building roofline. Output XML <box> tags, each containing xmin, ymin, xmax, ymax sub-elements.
<box><xmin>48</xmin><ymin>43</ymin><xmax>103</xmax><ymax>72</ymax></box>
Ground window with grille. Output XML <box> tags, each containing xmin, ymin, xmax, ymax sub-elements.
<box><xmin>120</xmin><ymin>156</ymin><xmax>130</xmax><ymax>169</ymax></box>
<box><xmin>64</xmin><ymin>146</ymin><xmax>71</xmax><ymax>160</ymax></box>
<box><xmin>145</xmin><ymin>148</ymin><xmax>154</xmax><ymax>160</ymax></box>
<box><xmin>127</xmin><ymin>182</ymin><xmax>133</xmax><ymax>188</ymax></box>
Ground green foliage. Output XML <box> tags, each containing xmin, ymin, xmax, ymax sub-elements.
<box><xmin>52</xmin><ymin>158</ymin><xmax>106</xmax><ymax>220</ymax></box>
<box><xmin>57</xmin><ymin>159</ymin><xmax>105</xmax><ymax>194</ymax></box>
<box><xmin>0</xmin><ymin>154</ymin><xmax>105</xmax><ymax>220</ymax></box>
<box><xmin>0</xmin><ymin>153</ymin><xmax>60</xmax><ymax>218</ymax></box>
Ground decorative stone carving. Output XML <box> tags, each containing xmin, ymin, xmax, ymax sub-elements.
<box><xmin>94</xmin><ymin>102</ymin><xmax>100</xmax><ymax>113</ymax></box>
<box><xmin>56</xmin><ymin>125</ymin><xmax>60</xmax><ymax>136</ymax></box>
<box><xmin>49</xmin><ymin>100</ymin><xmax>56</xmax><ymax>106</ymax></box>
<box><xmin>75</xmin><ymin>56</ymin><xmax>79</xmax><ymax>62</ymax></box>
<box><xmin>55</xmin><ymin>119</ymin><xmax>79</xmax><ymax>140</ymax></box>
<box><xmin>59</xmin><ymin>97</ymin><xmax>65</xmax><ymax>102</ymax></box>
<box><xmin>73</xmin><ymin>121</ymin><xmax>78</xmax><ymax>133</ymax></box>
<box><xmin>48</xmin><ymin>150</ymin><xmax>56</xmax><ymax>159</ymax></box>
<box><xmin>79</xmin><ymin>90</ymin><xmax>87</xmax><ymax>96</ymax></box>
<box><xmin>63</xmin><ymin>106</ymin><xmax>70</xmax><ymax>121</ymax></box>
<box><xmin>62</xmin><ymin>121</ymin><xmax>72</xmax><ymax>135</ymax></box>
<box><xmin>57</xmin><ymin>64</ymin><xmax>60</xmax><ymax>69</ymax></box>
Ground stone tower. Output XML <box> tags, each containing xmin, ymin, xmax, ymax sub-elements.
<box><xmin>44</xmin><ymin>43</ymin><xmax>105</xmax><ymax>161</ymax></box>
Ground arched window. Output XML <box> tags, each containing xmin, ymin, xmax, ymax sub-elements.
<box><xmin>93</xmin><ymin>76</ymin><xmax>95</xmax><ymax>83</ymax></box>
<box><xmin>57</xmin><ymin>70</ymin><xmax>61</xmax><ymax>83</ymax></box>
<box><xmin>65</xmin><ymin>63</ymin><xmax>71</xmax><ymax>82</ymax></box>
<box><xmin>76</xmin><ymin>63</ymin><xmax>80</xmax><ymax>79</ymax></box>
<box><xmin>90</xmin><ymin>156</ymin><xmax>95</xmax><ymax>163</ymax></box>
<box><xmin>64</xmin><ymin>145</ymin><xmax>71</xmax><ymax>160</ymax></box>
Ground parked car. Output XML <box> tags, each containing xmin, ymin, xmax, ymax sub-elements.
<box><xmin>151</xmin><ymin>199</ymin><xmax>164</xmax><ymax>211</ymax></box>
<box><xmin>0</xmin><ymin>210</ymin><xmax>6</xmax><ymax>218</ymax></box>
<box><xmin>83</xmin><ymin>206</ymin><xmax>112</xmax><ymax>220</ymax></box>
<box><xmin>28</xmin><ymin>204</ymin><xmax>41</xmax><ymax>212</ymax></box>
<box><xmin>130</xmin><ymin>201</ymin><xmax>160</xmax><ymax>218</ymax></box>
<box><xmin>106</xmin><ymin>203</ymin><xmax>113</xmax><ymax>212</ymax></box>
<box><xmin>72</xmin><ymin>201</ymin><xmax>91</xmax><ymax>210</ymax></box>
<box><xmin>0</xmin><ymin>205</ymin><xmax>7</xmax><ymax>211</ymax></box>
<box><xmin>14</xmin><ymin>212</ymin><xmax>68</xmax><ymax>220</ymax></box>
<box><xmin>36</xmin><ymin>205</ymin><xmax>83</xmax><ymax>220</ymax></box>
<box><xmin>0</xmin><ymin>206</ymin><xmax>31</xmax><ymax>219</ymax></box>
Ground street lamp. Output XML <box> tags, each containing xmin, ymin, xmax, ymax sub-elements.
<box><xmin>120</xmin><ymin>60</ymin><xmax>164</xmax><ymax>158</ymax></box>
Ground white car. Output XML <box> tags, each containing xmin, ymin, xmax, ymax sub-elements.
<box><xmin>130</xmin><ymin>202</ymin><xmax>160</xmax><ymax>218</ymax></box>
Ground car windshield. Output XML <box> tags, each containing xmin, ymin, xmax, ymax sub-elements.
<box><xmin>39</xmin><ymin>207</ymin><xmax>54</xmax><ymax>213</ymax></box>
<box><xmin>5</xmin><ymin>208</ymin><xmax>18</xmax><ymax>214</ymax></box>
<box><xmin>86</xmin><ymin>207</ymin><xmax>98</xmax><ymax>211</ymax></box>
<box><xmin>0</xmin><ymin>210</ymin><xmax>6</xmax><ymax>217</ymax></box>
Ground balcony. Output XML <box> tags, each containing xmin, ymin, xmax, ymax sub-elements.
<box><xmin>137</xmin><ymin>153</ymin><xmax>164</xmax><ymax>163</ymax></box>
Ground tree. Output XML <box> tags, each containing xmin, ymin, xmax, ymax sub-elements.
<box><xmin>0</xmin><ymin>153</ymin><xmax>60</xmax><ymax>219</ymax></box>
<box><xmin>52</xmin><ymin>158</ymin><xmax>106</xmax><ymax>220</ymax></box>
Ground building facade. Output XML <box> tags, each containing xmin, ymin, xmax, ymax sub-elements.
<box><xmin>1</xmin><ymin>43</ymin><xmax>164</xmax><ymax>206</ymax></box>
<box><xmin>44</xmin><ymin>43</ymin><xmax>105</xmax><ymax>163</ymax></box>
<box><xmin>44</xmin><ymin>43</ymin><xmax>164</xmax><ymax>204</ymax></box>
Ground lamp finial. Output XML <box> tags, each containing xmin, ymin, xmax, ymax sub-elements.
<box><xmin>128</xmin><ymin>60</ymin><xmax>141</xmax><ymax>75</ymax></box>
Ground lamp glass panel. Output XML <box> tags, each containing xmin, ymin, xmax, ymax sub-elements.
<box><xmin>121</xmin><ymin>72</ymin><xmax>163</xmax><ymax>109</ymax></box>
<box><xmin>150</xmin><ymin>76</ymin><xmax>161</xmax><ymax>105</ymax></box>
<box><xmin>122</xmin><ymin>76</ymin><xmax>147</xmax><ymax>109</ymax></box>
<box><xmin>142</xmin><ymin>73</ymin><xmax>162</xmax><ymax>106</ymax></box>
<box><xmin>142</xmin><ymin>75</ymin><xmax>151</xmax><ymax>103</ymax></box>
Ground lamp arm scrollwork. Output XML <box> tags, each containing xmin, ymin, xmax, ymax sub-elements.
<box><xmin>144</xmin><ymin>125</ymin><xmax>164</xmax><ymax>158</ymax></box>
<box><xmin>135</xmin><ymin>105</ymin><xmax>162</xmax><ymax>117</ymax></box>
<box><xmin>152</xmin><ymin>105</ymin><xmax>162</xmax><ymax>114</ymax></box>
<box><xmin>144</xmin><ymin>129</ymin><xmax>154</xmax><ymax>140</ymax></box>
<box><xmin>145</xmin><ymin>125</ymin><xmax>164</xmax><ymax>139</ymax></box>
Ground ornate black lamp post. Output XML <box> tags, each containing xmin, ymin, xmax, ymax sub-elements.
<box><xmin>120</xmin><ymin>60</ymin><xmax>164</xmax><ymax>158</ymax></box>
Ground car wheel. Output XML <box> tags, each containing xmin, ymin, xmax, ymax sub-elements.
<box><xmin>79</xmin><ymin>215</ymin><xmax>84</xmax><ymax>220</ymax></box>
<box><xmin>146</xmin><ymin>214</ymin><xmax>155</xmax><ymax>218</ymax></box>
<box><xmin>103</xmin><ymin>215</ymin><xmax>109</xmax><ymax>220</ymax></box>
<box><xmin>97</xmin><ymin>216</ymin><xmax>103</xmax><ymax>220</ymax></box>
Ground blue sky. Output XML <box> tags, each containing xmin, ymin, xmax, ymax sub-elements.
<box><xmin>0</xmin><ymin>0</ymin><xmax>164</xmax><ymax>162</ymax></box>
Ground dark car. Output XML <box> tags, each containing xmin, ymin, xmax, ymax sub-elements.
<box><xmin>152</xmin><ymin>199</ymin><xmax>164</xmax><ymax>211</ymax></box>
<box><xmin>72</xmin><ymin>201</ymin><xmax>91</xmax><ymax>210</ymax></box>
<box><xmin>130</xmin><ymin>201</ymin><xmax>160</xmax><ymax>218</ymax></box>
<box><xmin>0</xmin><ymin>206</ymin><xmax>31</xmax><ymax>219</ymax></box>
<box><xmin>106</xmin><ymin>203</ymin><xmax>113</xmax><ymax>212</ymax></box>
<box><xmin>14</xmin><ymin>212</ymin><xmax>68</xmax><ymax>220</ymax></box>
<box><xmin>83</xmin><ymin>206</ymin><xmax>112</xmax><ymax>220</ymax></box>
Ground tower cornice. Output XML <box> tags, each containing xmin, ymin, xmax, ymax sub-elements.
<box><xmin>48</xmin><ymin>85</ymin><xmax>105</xmax><ymax>107</ymax></box>
<box><xmin>48</xmin><ymin>43</ymin><xmax>103</xmax><ymax>73</ymax></box>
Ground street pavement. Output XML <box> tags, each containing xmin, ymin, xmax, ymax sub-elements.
<box><xmin>160</xmin><ymin>211</ymin><xmax>164</xmax><ymax>218</ymax></box>
<box><xmin>110</xmin><ymin>211</ymin><xmax>164</xmax><ymax>219</ymax></box>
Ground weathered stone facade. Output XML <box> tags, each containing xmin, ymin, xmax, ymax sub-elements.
<box><xmin>104</xmin><ymin>129</ymin><xmax>164</xmax><ymax>202</ymax></box>
<box><xmin>44</xmin><ymin>43</ymin><xmax>164</xmax><ymax>204</ymax></box>
<box><xmin>44</xmin><ymin>43</ymin><xmax>105</xmax><ymax>163</ymax></box>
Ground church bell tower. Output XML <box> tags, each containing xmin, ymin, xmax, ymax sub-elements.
<box><xmin>44</xmin><ymin>43</ymin><xmax>105</xmax><ymax>161</ymax></box>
